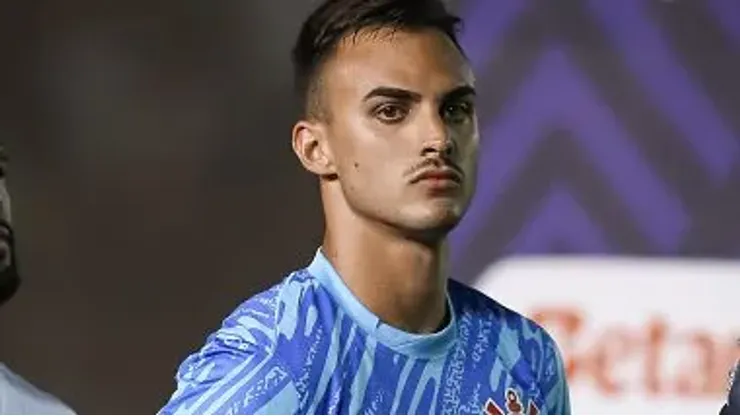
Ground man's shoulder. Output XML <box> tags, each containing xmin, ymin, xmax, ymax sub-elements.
<box><xmin>215</xmin><ymin>268</ymin><xmax>322</xmax><ymax>348</ymax></box>
<box><xmin>158</xmin><ymin>270</ymin><xmax>320</xmax><ymax>414</ymax></box>
<box><xmin>447</xmin><ymin>280</ymin><xmax>571</xmax><ymax>413</ymax></box>
<box><xmin>0</xmin><ymin>364</ymin><xmax>75</xmax><ymax>415</ymax></box>
<box><xmin>448</xmin><ymin>279</ymin><xmax>560</xmax><ymax>350</ymax></box>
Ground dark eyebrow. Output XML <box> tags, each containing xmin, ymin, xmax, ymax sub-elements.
<box><xmin>362</xmin><ymin>87</ymin><xmax>422</xmax><ymax>103</ymax></box>
<box><xmin>362</xmin><ymin>85</ymin><xmax>476</xmax><ymax>104</ymax></box>
<box><xmin>441</xmin><ymin>85</ymin><xmax>476</xmax><ymax>102</ymax></box>
<box><xmin>362</xmin><ymin>85</ymin><xmax>475</xmax><ymax>102</ymax></box>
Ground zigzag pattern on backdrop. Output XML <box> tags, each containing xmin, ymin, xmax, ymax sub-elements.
<box><xmin>449</xmin><ymin>0</ymin><xmax>740</xmax><ymax>281</ymax></box>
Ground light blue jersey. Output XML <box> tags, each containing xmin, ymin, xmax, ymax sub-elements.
<box><xmin>159</xmin><ymin>250</ymin><xmax>570</xmax><ymax>415</ymax></box>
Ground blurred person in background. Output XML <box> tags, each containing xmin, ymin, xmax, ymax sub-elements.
<box><xmin>721</xmin><ymin>355</ymin><xmax>739</xmax><ymax>414</ymax></box>
<box><xmin>0</xmin><ymin>145</ymin><xmax>74</xmax><ymax>415</ymax></box>
<box><xmin>159</xmin><ymin>0</ymin><xmax>570</xmax><ymax>414</ymax></box>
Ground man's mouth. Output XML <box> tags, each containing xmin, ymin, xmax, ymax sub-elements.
<box><xmin>410</xmin><ymin>166</ymin><xmax>463</xmax><ymax>186</ymax></box>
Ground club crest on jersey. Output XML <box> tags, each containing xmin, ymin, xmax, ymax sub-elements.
<box><xmin>484</xmin><ymin>388</ymin><xmax>539</xmax><ymax>415</ymax></box>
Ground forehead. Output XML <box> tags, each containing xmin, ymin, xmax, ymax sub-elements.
<box><xmin>324</xmin><ymin>28</ymin><xmax>473</xmax><ymax>98</ymax></box>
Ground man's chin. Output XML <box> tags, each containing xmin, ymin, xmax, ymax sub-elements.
<box><xmin>401</xmin><ymin>210</ymin><xmax>464</xmax><ymax>244</ymax></box>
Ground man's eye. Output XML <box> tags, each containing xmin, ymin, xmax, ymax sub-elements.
<box><xmin>374</xmin><ymin>104</ymin><xmax>408</xmax><ymax>123</ymax></box>
<box><xmin>442</xmin><ymin>102</ymin><xmax>474</xmax><ymax>123</ymax></box>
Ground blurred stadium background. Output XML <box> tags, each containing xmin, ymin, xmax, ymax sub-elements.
<box><xmin>0</xmin><ymin>0</ymin><xmax>738</xmax><ymax>413</ymax></box>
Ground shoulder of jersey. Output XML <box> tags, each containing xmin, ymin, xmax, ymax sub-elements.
<box><xmin>448</xmin><ymin>279</ymin><xmax>556</xmax><ymax>341</ymax></box>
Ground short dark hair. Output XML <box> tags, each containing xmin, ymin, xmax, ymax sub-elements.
<box><xmin>291</xmin><ymin>0</ymin><xmax>464</xmax><ymax>119</ymax></box>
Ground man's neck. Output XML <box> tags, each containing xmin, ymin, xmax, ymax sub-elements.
<box><xmin>322</xmin><ymin>217</ymin><xmax>449</xmax><ymax>335</ymax></box>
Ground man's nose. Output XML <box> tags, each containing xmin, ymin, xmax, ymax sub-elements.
<box><xmin>420</xmin><ymin>110</ymin><xmax>456</xmax><ymax>158</ymax></box>
<box><xmin>422</xmin><ymin>138</ymin><xmax>456</xmax><ymax>158</ymax></box>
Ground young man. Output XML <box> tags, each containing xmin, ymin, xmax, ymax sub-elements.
<box><xmin>159</xmin><ymin>0</ymin><xmax>571</xmax><ymax>414</ymax></box>
<box><xmin>0</xmin><ymin>146</ymin><xmax>75</xmax><ymax>414</ymax></box>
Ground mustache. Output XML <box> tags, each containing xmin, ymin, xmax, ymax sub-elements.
<box><xmin>404</xmin><ymin>157</ymin><xmax>463</xmax><ymax>178</ymax></box>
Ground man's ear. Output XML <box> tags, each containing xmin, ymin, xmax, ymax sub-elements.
<box><xmin>291</xmin><ymin>120</ymin><xmax>337</xmax><ymax>177</ymax></box>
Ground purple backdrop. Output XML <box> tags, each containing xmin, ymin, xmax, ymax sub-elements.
<box><xmin>450</xmin><ymin>0</ymin><xmax>740</xmax><ymax>280</ymax></box>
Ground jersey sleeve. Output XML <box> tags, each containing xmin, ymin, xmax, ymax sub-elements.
<box><xmin>158</xmin><ymin>324</ymin><xmax>300</xmax><ymax>415</ymax></box>
<box><xmin>541</xmin><ymin>336</ymin><xmax>571</xmax><ymax>415</ymax></box>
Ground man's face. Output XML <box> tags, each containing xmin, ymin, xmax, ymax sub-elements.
<box><xmin>315</xmin><ymin>28</ymin><xmax>478</xmax><ymax>239</ymax></box>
